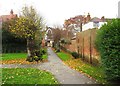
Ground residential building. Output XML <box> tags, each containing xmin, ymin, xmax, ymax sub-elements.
<box><xmin>63</xmin><ymin>13</ymin><xmax>92</xmax><ymax>38</ymax></box>
<box><xmin>45</xmin><ymin>27</ymin><xmax>54</xmax><ymax>47</ymax></box>
<box><xmin>0</xmin><ymin>9</ymin><xmax>17</xmax><ymax>22</ymax></box>
<box><xmin>82</xmin><ymin>16</ymin><xmax>107</xmax><ymax>31</ymax></box>
<box><xmin>63</xmin><ymin>14</ymin><xmax>107</xmax><ymax>33</ymax></box>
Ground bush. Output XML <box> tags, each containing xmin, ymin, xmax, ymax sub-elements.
<box><xmin>2</xmin><ymin>29</ymin><xmax>26</xmax><ymax>53</ymax></box>
<box><xmin>56</xmin><ymin>49</ymin><xmax>60</xmax><ymax>53</ymax></box>
<box><xmin>41</xmin><ymin>49</ymin><xmax>46</xmax><ymax>55</ymax></box>
<box><xmin>71</xmin><ymin>52</ymin><xmax>79</xmax><ymax>59</ymax></box>
<box><xmin>95</xmin><ymin>19</ymin><xmax>120</xmax><ymax>82</ymax></box>
<box><xmin>26</xmin><ymin>56</ymin><xmax>34</xmax><ymax>62</ymax></box>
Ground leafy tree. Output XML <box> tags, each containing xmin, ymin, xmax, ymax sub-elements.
<box><xmin>52</xmin><ymin>27</ymin><xmax>62</xmax><ymax>51</ymax></box>
<box><xmin>95</xmin><ymin>19</ymin><xmax>120</xmax><ymax>83</ymax></box>
<box><xmin>9</xmin><ymin>6</ymin><xmax>44</xmax><ymax>62</ymax></box>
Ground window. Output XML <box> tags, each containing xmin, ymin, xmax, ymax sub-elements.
<box><xmin>93</xmin><ymin>22</ymin><xmax>99</xmax><ymax>28</ymax></box>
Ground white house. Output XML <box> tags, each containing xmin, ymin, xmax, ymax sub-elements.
<box><xmin>82</xmin><ymin>17</ymin><xmax>107</xmax><ymax>31</ymax></box>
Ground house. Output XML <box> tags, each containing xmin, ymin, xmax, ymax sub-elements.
<box><xmin>0</xmin><ymin>9</ymin><xmax>17</xmax><ymax>22</ymax></box>
<box><xmin>45</xmin><ymin>27</ymin><xmax>54</xmax><ymax>47</ymax></box>
<box><xmin>82</xmin><ymin>16</ymin><xmax>107</xmax><ymax>31</ymax></box>
<box><xmin>64</xmin><ymin>13</ymin><xmax>91</xmax><ymax>30</ymax></box>
<box><xmin>63</xmin><ymin>13</ymin><xmax>92</xmax><ymax>39</ymax></box>
<box><xmin>63</xmin><ymin>13</ymin><xmax>107</xmax><ymax>33</ymax></box>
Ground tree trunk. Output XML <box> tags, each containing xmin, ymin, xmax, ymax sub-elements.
<box><xmin>26</xmin><ymin>38</ymin><xmax>33</xmax><ymax>62</ymax></box>
<box><xmin>27</xmin><ymin>39</ymin><xmax>31</xmax><ymax>56</ymax></box>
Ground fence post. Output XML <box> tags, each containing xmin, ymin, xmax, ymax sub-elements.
<box><xmin>77</xmin><ymin>46</ymin><xmax>80</xmax><ymax>58</ymax></box>
<box><xmin>90</xmin><ymin>29</ymin><xmax>92</xmax><ymax>64</ymax></box>
<box><xmin>82</xmin><ymin>32</ymin><xmax>84</xmax><ymax>61</ymax></box>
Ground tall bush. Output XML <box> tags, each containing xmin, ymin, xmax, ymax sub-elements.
<box><xmin>2</xmin><ymin>24</ymin><xmax>26</xmax><ymax>53</ymax></box>
<box><xmin>95</xmin><ymin>19</ymin><xmax>120</xmax><ymax>82</ymax></box>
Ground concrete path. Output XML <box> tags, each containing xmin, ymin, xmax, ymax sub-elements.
<box><xmin>1</xmin><ymin>47</ymin><xmax>97</xmax><ymax>84</ymax></box>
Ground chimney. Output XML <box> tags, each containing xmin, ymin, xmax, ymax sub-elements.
<box><xmin>83</xmin><ymin>17</ymin><xmax>86</xmax><ymax>24</ymax></box>
<box><xmin>87</xmin><ymin>13</ymin><xmax>91</xmax><ymax>22</ymax></box>
<box><xmin>10</xmin><ymin>9</ymin><xmax>13</xmax><ymax>15</ymax></box>
<box><xmin>101</xmin><ymin>16</ymin><xmax>105</xmax><ymax>22</ymax></box>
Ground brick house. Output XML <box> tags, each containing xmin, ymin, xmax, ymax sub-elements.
<box><xmin>63</xmin><ymin>13</ymin><xmax>91</xmax><ymax>30</ymax></box>
<box><xmin>0</xmin><ymin>9</ymin><xmax>17</xmax><ymax>22</ymax></box>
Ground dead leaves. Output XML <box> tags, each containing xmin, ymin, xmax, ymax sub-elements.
<box><xmin>64</xmin><ymin>59</ymin><xmax>82</xmax><ymax>69</ymax></box>
<box><xmin>1</xmin><ymin>59</ymin><xmax>48</xmax><ymax>64</ymax></box>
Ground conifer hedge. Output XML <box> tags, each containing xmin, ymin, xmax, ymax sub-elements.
<box><xmin>95</xmin><ymin>19</ymin><xmax>120</xmax><ymax>82</ymax></box>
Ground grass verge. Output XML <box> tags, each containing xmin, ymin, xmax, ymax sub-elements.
<box><xmin>1</xmin><ymin>53</ymin><xmax>27</xmax><ymax>61</ymax></box>
<box><xmin>56</xmin><ymin>51</ymin><xmax>107</xmax><ymax>84</ymax></box>
<box><xmin>2</xmin><ymin>68</ymin><xmax>58</xmax><ymax>84</ymax></box>
<box><xmin>42</xmin><ymin>54</ymin><xmax>47</xmax><ymax>59</ymax></box>
<box><xmin>56</xmin><ymin>51</ymin><xmax>72</xmax><ymax>61</ymax></box>
<box><xmin>64</xmin><ymin>59</ymin><xmax>107</xmax><ymax>84</ymax></box>
<box><xmin>1</xmin><ymin>53</ymin><xmax>48</xmax><ymax>64</ymax></box>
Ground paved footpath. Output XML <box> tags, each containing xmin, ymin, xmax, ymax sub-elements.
<box><xmin>1</xmin><ymin>47</ymin><xmax>97</xmax><ymax>84</ymax></box>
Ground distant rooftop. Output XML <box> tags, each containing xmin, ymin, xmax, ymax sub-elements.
<box><xmin>0</xmin><ymin>9</ymin><xmax>17</xmax><ymax>22</ymax></box>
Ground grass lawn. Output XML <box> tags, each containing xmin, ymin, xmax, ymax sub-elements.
<box><xmin>2</xmin><ymin>68</ymin><xmax>58</xmax><ymax>84</ymax></box>
<box><xmin>42</xmin><ymin>54</ymin><xmax>47</xmax><ymax>59</ymax></box>
<box><xmin>56</xmin><ymin>51</ymin><xmax>72</xmax><ymax>61</ymax></box>
<box><xmin>1</xmin><ymin>53</ymin><xmax>47</xmax><ymax>64</ymax></box>
<box><xmin>1</xmin><ymin>53</ymin><xmax>47</xmax><ymax>61</ymax></box>
<box><xmin>65</xmin><ymin>59</ymin><xmax>107</xmax><ymax>84</ymax></box>
<box><xmin>56</xmin><ymin>51</ymin><xmax>107</xmax><ymax>84</ymax></box>
<box><xmin>1</xmin><ymin>53</ymin><xmax>27</xmax><ymax>61</ymax></box>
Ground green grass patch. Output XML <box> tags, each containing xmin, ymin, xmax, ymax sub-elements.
<box><xmin>42</xmin><ymin>54</ymin><xmax>47</xmax><ymax>59</ymax></box>
<box><xmin>76</xmin><ymin>60</ymin><xmax>106</xmax><ymax>84</ymax></box>
<box><xmin>65</xmin><ymin>59</ymin><xmax>107</xmax><ymax>84</ymax></box>
<box><xmin>2</xmin><ymin>68</ymin><xmax>58</xmax><ymax>84</ymax></box>
<box><xmin>1</xmin><ymin>53</ymin><xmax>27</xmax><ymax>61</ymax></box>
<box><xmin>56</xmin><ymin>52</ymin><xmax>71</xmax><ymax>61</ymax></box>
<box><xmin>1</xmin><ymin>53</ymin><xmax>48</xmax><ymax>61</ymax></box>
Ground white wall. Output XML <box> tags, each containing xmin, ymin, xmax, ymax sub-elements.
<box><xmin>82</xmin><ymin>22</ymin><xmax>107</xmax><ymax>31</ymax></box>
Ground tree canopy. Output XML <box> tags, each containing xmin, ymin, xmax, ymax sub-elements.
<box><xmin>8</xmin><ymin>6</ymin><xmax>44</xmax><ymax>62</ymax></box>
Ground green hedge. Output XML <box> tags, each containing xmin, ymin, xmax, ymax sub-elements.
<box><xmin>2</xmin><ymin>29</ymin><xmax>26</xmax><ymax>53</ymax></box>
<box><xmin>95</xmin><ymin>19</ymin><xmax>120</xmax><ymax>83</ymax></box>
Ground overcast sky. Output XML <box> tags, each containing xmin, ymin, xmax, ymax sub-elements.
<box><xmin>0</xmin><ymin>0</ymin><xmax>119</xmax><ymax>27</ymax></box>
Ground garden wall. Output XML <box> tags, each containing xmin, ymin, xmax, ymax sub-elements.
<box><xmin>62</xmin><ymin>29</ymin><xmax>100</xmax><ymax>65</ymax></box>
<box><xmin>77</xmin><ymin>29</ymin><xmax>99</xmax><ymax>65</ymax></box>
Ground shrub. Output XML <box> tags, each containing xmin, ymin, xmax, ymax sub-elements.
<box><xmin>26</xmin><ymin>56</ymin><xmax>34</xmax><ymax>62</ymax></box>
<box><xmin>41</xmin><ymin>49</ymin><xmax>46</xmax><ymax>55</ymax></box>
<box><xmin>95</xmin><ymin>19</ymin><xmax>120</xmax><ymax>82</ymax></box>
<box><xmin>2</xmin><ymin>28</ymin><xmax>26</xmax><ymax>53</ymax></box>
<box><xmin>56</xmin><ymin>49</ymin><xmax>60</xmax><ymax>53</ymax></box>
<box><xmin>71</xmin><ymin>52</ymin><xmax>79</xmax><ymax>59</ymax></box>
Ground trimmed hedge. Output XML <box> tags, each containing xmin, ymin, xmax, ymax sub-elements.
<box><xmin>95</xmin><ymin>19</ymin><xmax>120</xmax><ymax>82</ymax></box>
<box><xmin>2</xmin><ymin>29</ymin><xmax>26</xmax><ymax>53</ymax></box>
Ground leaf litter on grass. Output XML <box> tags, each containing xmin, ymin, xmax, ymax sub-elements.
<box><xmin>1</xmin><ymin>58</ymin><xmax>48</xmax><ymax>64</ymax></box>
